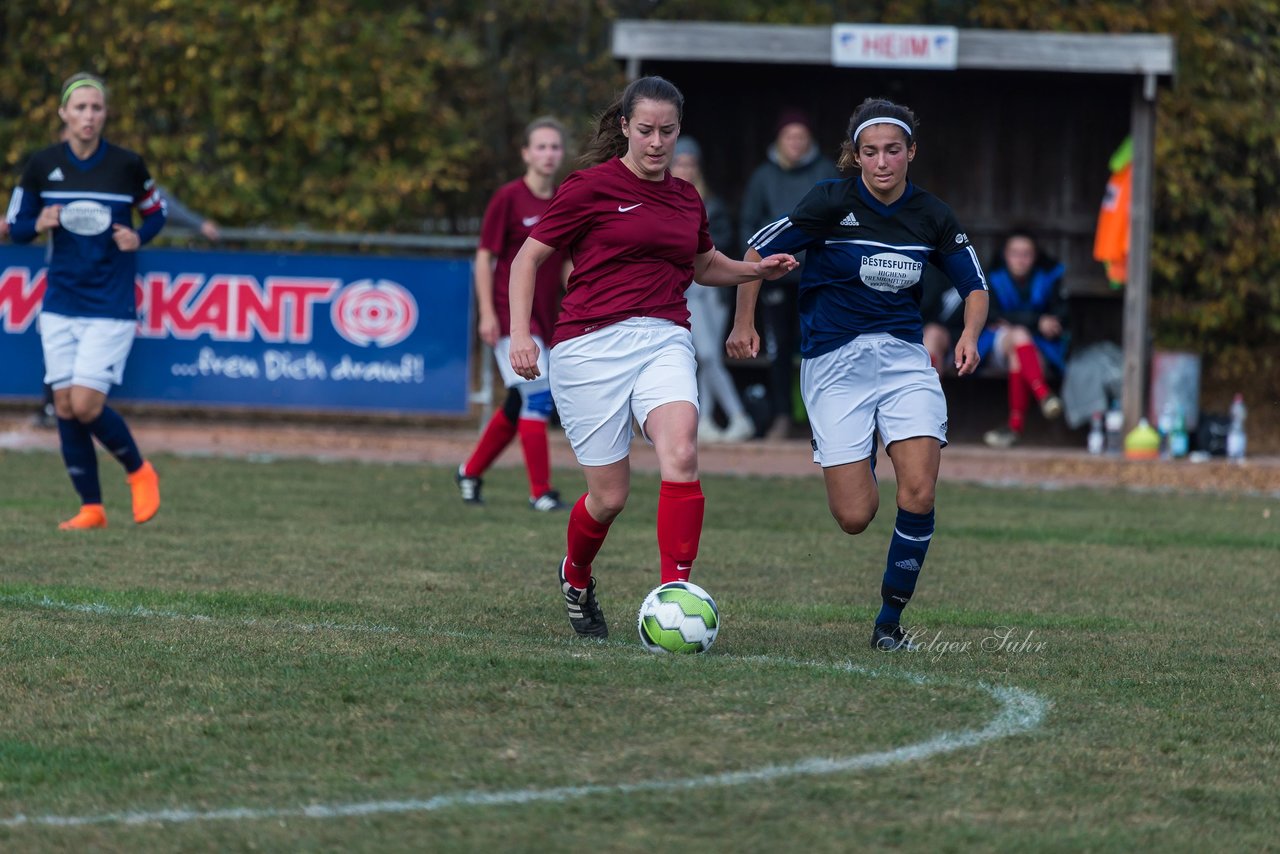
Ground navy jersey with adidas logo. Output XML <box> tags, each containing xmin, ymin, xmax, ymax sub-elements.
<box><xmin>747</xmin><ymin>177</ymin><xmax>987</xmax><ymax>358</ymax></box>
<box><xmin>7</xmin><ymin>141</ymin><xmax>166</xmax><ymax>319</ymax></box>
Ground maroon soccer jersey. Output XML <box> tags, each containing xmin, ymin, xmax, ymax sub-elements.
<box><xmin>478</xmin><ymin>178</ymin><xmax>564</xmax><ymax>339</ymax></box>
<box><xmin>530</xmin><ymin>157</ymin><xmax>712</xmax><ymax>346</ymax></box>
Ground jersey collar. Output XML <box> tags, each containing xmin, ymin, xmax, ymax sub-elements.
<box><xmin>63</xmin><ymin>139</ymin><xmax>109</xmax><ymax>171</ymax></box>
<box><xmin>855</xmin><ymin>177</ymin><xmax>914</xmax><ymax>216</ymax></box>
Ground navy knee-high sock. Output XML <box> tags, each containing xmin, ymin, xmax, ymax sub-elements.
<box><xmin>57</xmin><ymin>417</ymin><xmax>101</xmax><ymax>505</ymax></box>
<box><xmin>876</xmin><ymin>506</ymin><xmax>935</xmax><ymax>626</ymax></box>
<box><xmin>87</xmin><ymin>406</ymin><xmax>143</xmax><ymax>473</ymax></box>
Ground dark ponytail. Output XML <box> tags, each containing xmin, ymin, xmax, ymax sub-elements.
<box><xmin>837</xmin><ymin>97</ymin><xmax>918</xmax><ymax>171</ymax></box>
<box><xmin>580</xmin><ymin>75</ymin><xmax>685</xmax><ymax>167</ymax></box>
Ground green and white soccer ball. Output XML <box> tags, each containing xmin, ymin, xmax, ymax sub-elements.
<box><xmin>636</xmin><ymin>581</ymin><xmax>720</xmax><ymax>654</ymax></box>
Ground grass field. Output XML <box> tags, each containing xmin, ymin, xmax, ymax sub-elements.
<box><xmin>1</xmin><ymin>448</ymin><xmax>1277</xmax><ymax>851</ymax></box>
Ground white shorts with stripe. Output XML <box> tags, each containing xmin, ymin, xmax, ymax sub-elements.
<box><xmin>38</xmin><ymin>311</ymin><xmax>137</xmax><ymax>394</ymax></box>
<box><xmin>802</xmin><ymin>333</ymin><xmax>948</xmax><ymax>468</ymax></box>
<box><xmin>550</xmin><ymin>317</ymin><xmax>698</xmax><ymax>467</ymax></box>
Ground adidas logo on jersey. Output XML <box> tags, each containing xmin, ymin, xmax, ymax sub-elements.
<box><xmin>839</xmin><ymin>212</ymin><xmax>859</xmax><ymax>227</ymax></box>
<box><xmin>47</xmin><ymin>167</ymin><xmax>65</xmax><ymax>181</ymax></box>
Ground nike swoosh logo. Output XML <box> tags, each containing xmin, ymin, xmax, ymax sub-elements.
<box><xmin>617</xmin><ymin>203</ymin><xmax>642</xmax><ymax>212</ymax></box>
<box><xmin>521</xmin><ymin>216</ymin><xmax>539</xmax><ymax>227</ymax></box>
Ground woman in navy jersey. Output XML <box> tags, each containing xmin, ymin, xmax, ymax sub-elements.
<box><xmin>731</xmin><ymin>97</ymin><xmax>990</xmax><ymax>651</ymax></box>
<box><xmin>456</xmin><ymin>117</ymin><xmax>570</xmax><ymax>512</ymax></box>
<box><xmin>507</xmin><ymin>76</ymin><xmax>798</xmax><ymax>639</ymax></box>
<box><xmin>7</xmin><ymin>72</ymin><xmax>165</xmax><ymax>530</ymax></box>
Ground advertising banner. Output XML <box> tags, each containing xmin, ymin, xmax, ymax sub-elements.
<box><xmin>0</xmin><ymin>246</ymin><xmax>472</xmax><ymax>414</ymax></box>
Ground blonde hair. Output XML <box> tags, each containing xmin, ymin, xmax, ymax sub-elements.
<box><xmin>60</xmin><ymin>72</ymin><xmax>107</xmax><ymax>106</ymax></box>
<box><xmin>523</xmin><ymin>116</ymin><xmax>566</xmax><ymax>147</ymax></box>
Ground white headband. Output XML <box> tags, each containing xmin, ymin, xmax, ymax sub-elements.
<box><xmin>852</xmin><ymin>117</ymin><xmax>913</xmax><ymax>144</ymax></box>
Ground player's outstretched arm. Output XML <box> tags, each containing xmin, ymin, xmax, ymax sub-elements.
<box><xmin>693</xmin><ymin>247</ymin><xmax>797</xmax><ymax>287</ymax></box>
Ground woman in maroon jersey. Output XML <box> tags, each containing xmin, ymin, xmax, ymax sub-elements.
<box><xmin>508</xmin><ymin>76</ymin><xmax>798</xmax><ymax>639</ymax></box>
<box><xmin>456</xmin><ymin>117</ymin><xmax>570</xmax><ymax>512</ymax></box>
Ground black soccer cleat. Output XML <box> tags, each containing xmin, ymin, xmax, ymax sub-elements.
<box><xmin>529</xmin><ymin>489</ymin><xmax>566</xmax><ymax>512</ymax></box>
<box><xmin>455</xmin><ymin>465</ymin><xmax>484</xmax><ymax>505</ymax></box>
<box><xmin>871</xmin><ymin>622</ymin><xmax>918</xmax><ymax>652</ymax></box>
<box><xmin>559</xmin><ymin>557</ymin><xmax>608</xmax><ymax>638</ymax></box>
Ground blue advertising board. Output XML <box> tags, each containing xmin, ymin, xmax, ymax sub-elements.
<box><xmin>0</xmin><ymin>245</ymin><xmax>473</xmax><ymax>414</ymax></box>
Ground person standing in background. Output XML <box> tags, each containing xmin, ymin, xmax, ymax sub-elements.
<box><xmin>739</xmin><ymin>108</ymin><xmax>839</xmax><ymax>439</ymax></box>
<box><xmin>669</xmin><ymin>136</ymin><xmax>755</xmax><ymax>443</ymax></box>
<box><xmin>7</xmin><ymin>72</ymin><xmax>165</xmax><ymax>529</ymax></box>
<box><xmin>456</xmin><ymin>117</ymin><xmax>570</xmax><ymax>511</ymax></box>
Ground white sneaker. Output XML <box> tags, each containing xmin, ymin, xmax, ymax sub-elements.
<box><xmin>698</xmin><ymin>420</ymin><xmax>724</xmax><ymax>443</ymax></box>
<box><xmin>720</xmin><ymin>413</ymin><xmax>756</xmax><ymax>442</ymax></box>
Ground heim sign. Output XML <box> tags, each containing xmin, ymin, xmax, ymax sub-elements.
<box><xmin>831</xmin><ymin>24</ymin><xmax>960</xmax><ymax>69</ymax></box>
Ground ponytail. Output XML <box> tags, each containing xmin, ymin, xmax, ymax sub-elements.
<box><xmin>580</xmin><ymin>101</ymin><xmax>628</xmax><ymax>167</ymax></box>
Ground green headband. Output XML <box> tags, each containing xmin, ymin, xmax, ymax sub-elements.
<box><xmin>61</xmin><ymin>79</ymin><xmax>105</xmax><ymax>106</ymax></box>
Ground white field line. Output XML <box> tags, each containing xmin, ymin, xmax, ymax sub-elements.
<box><xmin>0</xmin><ymin>593</ymin><xmax>399</xmax><ymax>635</ymax></box>
<box><xmin>0</xmin><ymin>596</ymin><xmax>1051</xmax><ymax>830</ymax></box>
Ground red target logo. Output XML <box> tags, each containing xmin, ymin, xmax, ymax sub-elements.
<box><xmin>330</xmin><ymin>279</ymin><xmax>418</xmax><ymax>347</ymax></box>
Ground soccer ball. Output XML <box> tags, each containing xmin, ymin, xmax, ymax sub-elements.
<box><xmin>636</xmin><ymin>581</ymin><xmax>720</xmax><ymax>654</ymax></box>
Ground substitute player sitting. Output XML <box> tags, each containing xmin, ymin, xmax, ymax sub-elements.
<box><xmin>732</xmin><ymin>97</ymin><xmax>989</xmax><ymax>651</ymax></box>
<box><xmin>7</xmin><ymin>73</ymin><xmax>165</xmax><ymax>529</ymax></box>
<box><xmin>508</xmin><ymin>76</ymin><xmax>797</xmax><ymax>639</ymax></box>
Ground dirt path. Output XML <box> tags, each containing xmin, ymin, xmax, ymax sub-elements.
<box><xmin>3</xmin><ymin>413</ymin><xmax>1278</xmax><ymax>497</ymax></box>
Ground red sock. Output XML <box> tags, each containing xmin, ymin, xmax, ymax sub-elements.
<box><xmin>517</xmin><ymin>418</ymin><xmax>552</xmax><ymax>498</ymax></box>
<box><xmin>1015</xmin><ymin>343</ymin><xmax>1049</xmax><ymax>401</ymax></box>
<box><xmin>565</xmin><ymin>494</ymin><xmax>611</xmax><ymax>588</ymax></box>
<box><xmin>657</xmin><ymin>480</ymin><xmax>705</xmax><ymax>584</ymax></box>
<box><xmin>463</xmin><ymin>411</ymin><xmax>517</xmax><ymax>478</ymax></box>
<box><xmin>1008</xmin><ymin>370</ymin><xmax>1028</xmax><ymax>434</ymax></box>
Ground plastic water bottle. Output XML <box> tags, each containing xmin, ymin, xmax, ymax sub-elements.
<box><xmin>1226</xmin><ymin>393</ymin><xmax>1247</xmax><ymax>462</ymax></box>
<box><xmin>1087</xmin><ymin>411</ymin><xmax>1105</xmax><ymax>455</ymax></box>
<box><xmin>1104</xmin><ymin>404</ymin><xmax>1124</xmax><ymax>455</ymax></box>
<box><xmin>1169</xmin><ymin>406</ymin><xmax>1189</xmax><ymax>459</ymax></box>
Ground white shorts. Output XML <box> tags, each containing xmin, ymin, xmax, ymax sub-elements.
<box><xmin>801</xmin><ymin>333</ymin><xmax>948</xmax><ymax>468</ymax></box>
<box><xmin>38</xmin><ymin>311</ymin><xmax>137</xmax><ymax>394</ymax></box>
<box><xmin>550</xmin><ymin>317</ymin><xmax>698</xmax><ymax>466</ymax></box>
<box><xmin>493</xmin><ymin>335</ymin><xmax>550</xmax><ymax>389</ymax></box>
